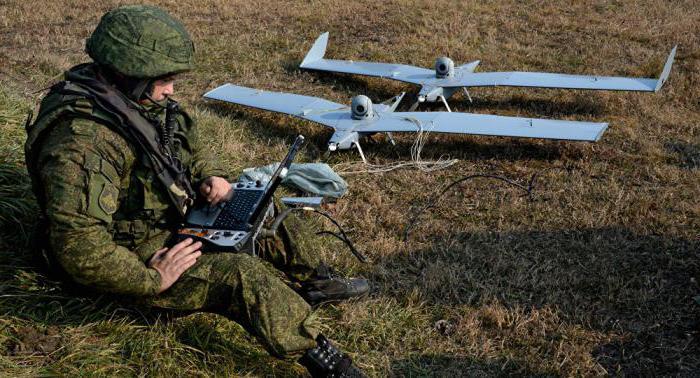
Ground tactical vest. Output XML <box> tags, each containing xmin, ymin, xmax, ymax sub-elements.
<box><xmin>26</xmin><ymin>66</ymin><xmax>198</xmax><ymax>248</ymax></box>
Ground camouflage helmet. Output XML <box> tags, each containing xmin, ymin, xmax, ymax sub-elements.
<box><xmin>86</xmin><ymin>5</ymin><xmax>194</xmax><ymax>79</ymax></box>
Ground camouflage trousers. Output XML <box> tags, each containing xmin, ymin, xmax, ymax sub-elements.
<box><xmin>137</xmin><ymin>210</ymin><xmax>323</xmax><ymax>357</ymax></box>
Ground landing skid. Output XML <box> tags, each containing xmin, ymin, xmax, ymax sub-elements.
<box><xmin>385</xmin><ymin>132</ymin><xmax>396</xmax><ymax>146</ymax></box>
<box><xmin>439</xmin><ymin>96</ymin><xmax>452</xmax><ymax>112</ymax></box>
<box><xmin>462</xmin><ymin>87</ymin><xmax>473</xmax><ymax>103</ymax></box>
<box><xmin>353</xmin><ymin>141</ymin><xmax>367</xmax><ymax>163</ymax></box>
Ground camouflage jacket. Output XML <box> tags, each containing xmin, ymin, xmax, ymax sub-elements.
<box><xmin>25</xmin><ymin>64</ymin><xmax>227</xmax><ymax>296</ymax></box>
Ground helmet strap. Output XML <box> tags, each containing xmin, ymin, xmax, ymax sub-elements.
<box><xmin>141</xmin><ymin>91</ymin><xmax>167</xmax><ymax>109</ymax></box>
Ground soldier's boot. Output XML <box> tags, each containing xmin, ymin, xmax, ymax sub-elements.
<box><xmin>299</xmin><ymin>264</ymin><xmax>369</xmax><ymax>306</ymax></box>
<box><xmin>299</xmin><ymin>335</ymin><xmax>367</xmax><ymax>378</ymax></box>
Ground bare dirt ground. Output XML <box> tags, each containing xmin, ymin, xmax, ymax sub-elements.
<box><xmin>0</xmin><ymin>0</ymin><xmax>698</xmax><ymax>376</ymax></box>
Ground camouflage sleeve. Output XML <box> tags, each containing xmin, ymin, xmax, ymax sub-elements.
<box><xmin>178</xmin><ymin>107</ymin><xmax>229</xmax><ymax>182</ymax></box>
<box><xmin>37</xmin><ymin>118</ymin><xmax>162</xmax><ymax>296</ymax></box>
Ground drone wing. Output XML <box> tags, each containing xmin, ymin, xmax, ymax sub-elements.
<box><xmin>359</xmin><ymin>111</ymin><xmax>607</xmax><ymax>142</ymax></box>
<box><xmin>300</xmin><ymin>32</ymin><xmax>433</xmax><ymax>85</ymax></box>
<box><xmin>203</xmin><ymin>84</ymin><xmax>348</xmax><ymax>128</ymax></box>
<box><xmin>450</xmin><ymin>46</ymin><xmax>676</xmax><ymax>92</ymax></box>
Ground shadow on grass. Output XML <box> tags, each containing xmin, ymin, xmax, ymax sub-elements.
<box><xmin>665</xmin><ymin>140</ymin><xmax>700</xmax><ymax>170</ymax></box>
<box><xmin>383</xmin><ymin>227</ymin><xmax>699</xmax><ymax>375</ymax></box>
<box><xmin>390</xmin><ymin>354</ymin><xmax>544</xmax><ymax>377</ymax></box>
<box><xmin>281</xmin><ymin>58</ymin><xmax>404</xmax><ymax>101</ymax></box>
<box><xmin>173</xmin><ymin>314</ymin><xmax>303</xmax><ymax>377</ymax></box>
<box><xmin>446</xmin><ymin>93</ymin><xmax>605</xmax><ymax>118</ymax></box>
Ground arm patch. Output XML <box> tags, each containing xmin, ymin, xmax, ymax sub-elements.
<box><xmin>84</xmin><ymin>153</ymin><xmax>121</xmax><ymax>223</ymax></box>
<box><xmin>98</xmin><ymin>183</ymin><xmax>119</xmax><ymax>215</ymax></box>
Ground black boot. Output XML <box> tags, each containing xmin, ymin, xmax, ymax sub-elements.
<box><xmin>299</xmin><ymin>264</ymin><xmax>369</xmax><ymax>306</ymax></box>
<box><xmin>299</xmin><ymin>335</ymin><xmax>367</xmax><ymax>378</ymax></box>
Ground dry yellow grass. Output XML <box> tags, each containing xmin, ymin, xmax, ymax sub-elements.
<box><xmin>0</xmin><ymin>0</ymin><xmax>698</xmax><ymax>376</ymax></box>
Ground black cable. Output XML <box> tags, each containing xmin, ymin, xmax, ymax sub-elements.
<box><xmin>315</xmin><ymin>230</ymin><xmax>356</xmax><ymax>255</ymax></box>
<box><xmin>314</xmin><ymin>229</ymin><xmax>367</xmax><ymax>263</ymax></box>
<box><xmin>286</xmin><ymin>207</ymin><xmax>368</xmax><ymax>263</ymax></box>
<box><xmin>403</xmin><ymin>173</ymin><xmax>538</xmax><ymax>241</ymax></box>
<box><xmin>310</xmin><ymin>209</ymin><xmax>368</xmax><ymax>263</ymax></box>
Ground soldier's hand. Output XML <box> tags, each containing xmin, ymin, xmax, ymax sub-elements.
<box><xmin>148</xmin><ymin>238</ymin><xmax>202</xmax><ymax>294</ymax></box>
<box><xmin>200</xmin><ymin>176</ymin><xmax>233</xmax><ymax>206</ymax></box>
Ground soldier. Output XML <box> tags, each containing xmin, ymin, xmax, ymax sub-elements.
<box><xmin>25</xmin><ymin>5</ymin><xmax>368</xmax><ymax>377</ymax></box>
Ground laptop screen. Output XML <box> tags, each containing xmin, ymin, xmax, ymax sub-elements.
<box><xmin>246</xmin><ymin>135</ymin><xmax>305</xmax><ymax>222</ymax></box>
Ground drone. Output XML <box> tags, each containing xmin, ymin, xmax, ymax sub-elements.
<box><xmin>204</xmin><ymin>84</ymin><xmax>607</xmax><ymax>162</ymax></box>
<box><xmin>300</xmin><ymin>32</ymin><xmax>677</xmax><ymax>112</ymax></box>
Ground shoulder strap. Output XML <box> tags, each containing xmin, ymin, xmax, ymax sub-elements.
<box><xmin>67</xmin><ymin>77</ymin><xmax>194</xmax><ymax>215</ymax></box>
<box><xmin>26</xmin><ymin>76</ymin><xmax>194</xmax><ymax>216</ymax></box>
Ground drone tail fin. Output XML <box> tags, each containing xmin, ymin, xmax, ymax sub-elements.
<box><xmin>387</xmin><ymin>92</ymin><xmax>406</xmax><ymax>112</ymax></box>
<box><xmin>655</xmin><ymin>45</ymin><xmax>677</xmax><ymax>92</ymax></box>
<box><xmin>456</xmin><ymin>60</ymin><xmax>481</xmax><ymax>73</ymax></box>
<box><xmin>301</xmin><ymin>32</ymin><xmax>329</xmax><ymax>68</ymax></box>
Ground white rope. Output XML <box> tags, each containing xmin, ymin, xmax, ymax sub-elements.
<box><xmin>334</xmin><ymin>117</ymin><xmax>458</xmax><ymax>175</ymax></box>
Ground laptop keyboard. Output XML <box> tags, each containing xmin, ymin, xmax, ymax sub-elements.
<box><xmin>212</xmin><ymin>189</ymin><xmax>263</xmax><ymax>229</ymax></box>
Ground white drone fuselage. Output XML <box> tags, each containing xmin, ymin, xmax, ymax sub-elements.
<box><xmin>417</xmin><ymin>58</ymin><xmax>480</xmax><ymax>104</ymax></box>
<box><xmin>329</xmin><ymin>95</ymin><xmax>394</xmax><ymax>152</ymax></box>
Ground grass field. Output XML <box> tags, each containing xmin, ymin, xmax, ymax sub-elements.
<box><xmin>1</xmin><ymin>0</ymin><xmax>699</xmax><ymax>376</ymax></box>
